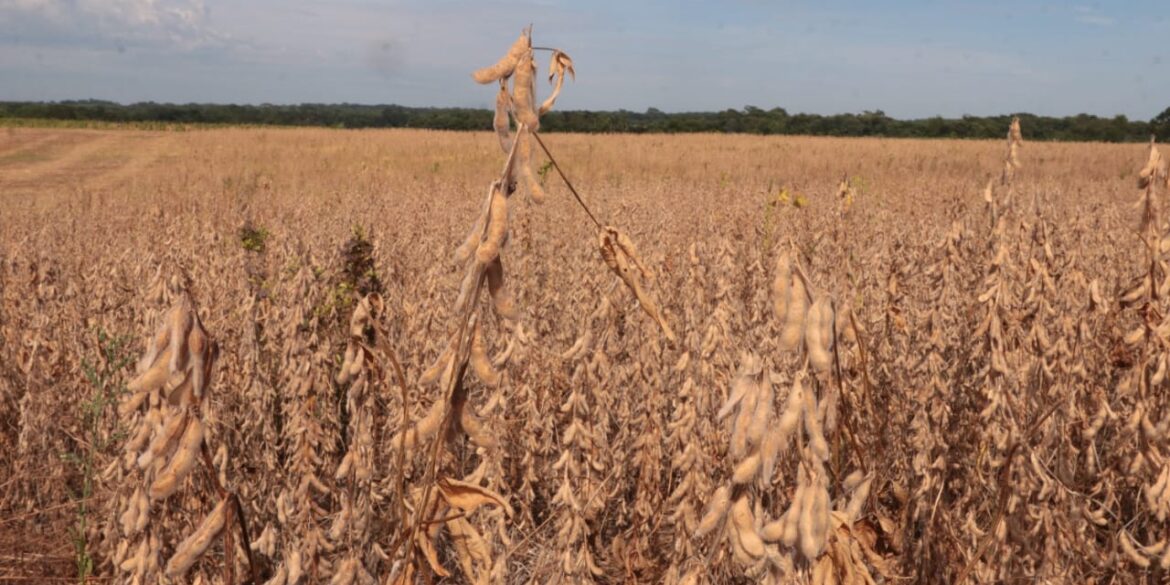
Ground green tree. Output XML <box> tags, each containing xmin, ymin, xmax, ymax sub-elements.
<box><xmin>1152</xmin><ymin>107</ymin><xmax>1170</xmax><ymax>140</ymax></box>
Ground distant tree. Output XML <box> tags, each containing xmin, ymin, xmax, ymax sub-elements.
<box><xmin>1152</xmin><ymin>107</ymin><xmax>1170</xmax><ymax>141</ymax></box>
<box><xmin>0</xmin><ymin>100</ymin><xmax>1162</xmax><ymax>142</ymax></box>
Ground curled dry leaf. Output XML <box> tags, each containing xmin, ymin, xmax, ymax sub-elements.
<box><xmin>539</xmin><ymin>50</ymin><xmax>575</xmax><ymax>116</ymax></box>
<box><xmin>438</xmin><ymin>477</ymin><xmax>514</xmax><ymax>516</ymax></box>
<box><xmin>599</xmin><ymin>226</ymin><xmax>677</xmax><ymax>344</ymax></box>
<box><xmin>448</xmin><ymin>516</ymin><xmax>493</xmax><ymax>585</ymax></box>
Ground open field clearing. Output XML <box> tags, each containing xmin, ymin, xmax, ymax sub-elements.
<box><xmin>1</xmin><ymin>122</ymin><xmax>1167</xmax><ymax>584</ymax></box>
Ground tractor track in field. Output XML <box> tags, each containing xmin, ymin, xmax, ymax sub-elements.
<box><xmin>0</xmin><ymin>130</ymin><xmax>176</xmax><ymax>196</ymax></box>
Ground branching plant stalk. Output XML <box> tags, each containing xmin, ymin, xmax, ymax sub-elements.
<box><xmin>399</xmin><ymin>129</ymin><xmax>522</xmax><ymax>577</ymax></box>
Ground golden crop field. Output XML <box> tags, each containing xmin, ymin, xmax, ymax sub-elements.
<box><xmin>1</xmin><ymin>36</ymin><xmax>1168</xmax><ymax>585</ymax></box>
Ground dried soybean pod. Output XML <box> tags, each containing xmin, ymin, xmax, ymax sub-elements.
<box><xmin>777</xmin><ymin>374</ymin><xmax>804</xmax><ymax>442</ymax></box>
<box><xmin>120</xmin><ymin>538</ymin><xmax>147</xmax><ymax>572</ymax></box>
<box><xmin>779</xmin><ymin>272</ymin><xmax>808</xmax><ymax>351</ymax></box>
<box><xmin>804</xmin><ymin>299</ymin><xmax>823</xmax><ymax>362</ymax></box>
<box><xmin>336</xmin><ymin>344</ymin><xmax>359</xmax><ymax>385</ymax></box>
<box><xmin>760</xmin><ymin>517</ymin><xmax>784</xmax><ymax>542</ymax></box>
<box><xmin>150</xmin><ymin>418</ymin><xmax>203</xmax><ymax>500</ymax></box>
<box><xmin>476</xmin><ymin>182</ymin><xmax>510</xmax><ymax>264</ymax></box>
<box><xmin>511</xmin><ymin>46</ymin><xmax>539</xmax><ymax>131</ymax></box>
<box><xmin>696</xmin><ymin>485</ymin><xmax>731</xmax><ymax>537</ymax></box>
<box><xmin>730</xmin><ymin>495</ymin><xmax>765</xmax><ymax>559</ymax></box>
<box><xmin>419</xmin><ymin>340</ymin><xmax>454</xmax><ymax>386</ymax></box>
<box><xmin>335</xmin><ymin>451</ymin><xmax>354</xmax><ymax>480</ymax></box>
<box><xmin>470</xmin><ymin>322</ymin><xmax>500</xmax><ymax>386</ymax></box>
<box><xmin>781</xmin><ymin>481</ymin><xmax>805</xmax><ymax>546</ymax></box>
<box><xmin>167</xmin><ymin>301</ymin><xmax>193</xmax><ymax>374</ymax></box>
<box><xmin>1121</xmin><ymin>530</ymin><xmax>1152</xmax><ymax>568</ymax></box>
<box><xmin>395</xmin><ymin>398</ymin><xmax>446</xmax><ymax>451</ymax></box>
<box><xmin>126</xmin><ymin>346</ymin><xmax>173</xmax><ymax>396</ymax></box>
<box><xmin>119</xmin><ymin>385</ymin><xmax>154</xmax><ymax>417</ymax></box>
<box><xmin>835</xmin><ymin>300</ymin><xmax>856</xmax><ymax>344</ymax></box>
<box><xmin>119</xmin><ymin>489</ymin><xmax>141</xmax><ymax>534</ymax></box>
<box><xmin>132</xmin><ymin>491</ymin><xmax>149</xmax><ymax>533</ymax></box>
<box><xmin>806</xmin><ymin>297</ymin><xmax>832</xmax><ymax>372</ymax></box>
<box><xmin>803</xmin><ymin>388</ymin><xmax>830</xmax><ymax>462</ymax></box>
<box><xmin>730</xmin><ymin>374</ymin><xmax>759</xmax><ymax>459</ymax></box>
<box><xmin>486</xmin><ymin>257</ymin><xmax>519</xmax><ymax>321</ymax></box>
<box><xmin>138</xmin><ymin>410</ymin><xmax>189</xmax><ymax>469</ymax></box>
<box><xmin>732</xmin><ymin>453</ymin><xmax>762</xmax><ymax>485</ymax></box>
<box><xmin>165</xmin><ymin>498</ymin><xmax>228</xmax><ymax>578</ymax></box>
<box><xmin>287</xmin><ymin>549</ymin><xmax>303</xmax><ymax>584</ymax></box>
<box><xmin>472</xmin><ymin>32</ymin><xmax>528</xmax><ymax>84</ymax></box>
<box><xmin>1139</xmin><ymin>144</ymin><xmax>1163</xmax><ymax>189</ymax></box>
<box><xmin>517</xmin><ymin>131</ymin><xmax>547</xmax><ymax>203</ymax></box>
<box><xmin>459</xmin><ymin>407</ymin><xmax>497</xmax><ymax>450</ymax></box>
<box><xmin>453</xmin><ymin>262</ymin><xmax>483</xmax><ymax>315</ymax></box>
<box><xmin>773</xmin><ymin>249</ymin><xmax>792</xmax><ymax>321</ymax></box>
<box><xmin>818</xmin><ymin>298</ymin><xmax>834</xmax><ymax>353</ymax></box>
<box><xmin>746</xmin><ymin>369</ymin><xmax>772</xmax><ymax>447</ymax></box>
<box><xmin>560</xmin><ymin>329</ymin><xmax>592</xmax><ymax>361</ymax></box>
<box><xmin>455</xmin><ymin>212</ymin><xmax>487</xmax><ymax>265</ymax></box>
<box><xmin>727</xmin><ymin>520</ymin><xmax>755</xmax><ymax>565</ymax></box>
<box><xmin>760</xmin><ymin>424</ymin><xmax>783</xmax><ymax>482</ymax></box>
<box><xmin>614</xmin><ymin>229</ymin><xmax>652</xmax><ymax>279</ymax></box>
<box><xmin>184</xmin><ymin>321</ymin><xmax>214</xmax><ymax>406</ymax></box>
<box><xmin>844</xmin><ymin>475</ymin><xmax>872</xmax><ymax>523</ymax></box>
<box><xmin>799</xmin><ymin>479</ymin><xmax>829</xmax><ymax>560</ymax></box>
<box><xmin>841</xmin><ymin>470</ymin><xmax>865</xmax><ymax>491</ymax></box>
<box><xmin>494</xmin><ymin>81</ymin><xmax>513</xmax><ymax>153</ymax></box>
<box><xmin>124</xmin><ymin>411</ymin><xmax>154</xmax><ymax>456</ymax></box>
<box><xmin>718</xmin><ymin>370</ymin><xmax>753</xmax><ymax>419</ymax></box>
<box><xmin>491</xmin><ymin>337</ymin><xmax>515</xmax><ymax>368</ymax></box>
<box><xmin>136</xmin><ymin>311</ymin><xmax>172</xmax><ymax>373</ymax></box>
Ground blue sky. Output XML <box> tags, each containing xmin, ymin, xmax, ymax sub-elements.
<box><xmin>0</xmin><ymin>0</ymin><xmax>1166</xmax><ymax>119</ymax></box>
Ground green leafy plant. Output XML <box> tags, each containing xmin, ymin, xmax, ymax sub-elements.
<box><xmin>238</xmin><ymin>223</ymin><xmax>271</xmax><ymax>253</ymax></box>
<box><xmin>537</xmin><ymin>159</ymin><xmax>554</xmax><ymax>183</ymax></box>
<box><xmin>849</xmin><ymin>174</ymin><xmax>869</xmax><ymax>196</ymax></box>
<box><xmin>340</xmin><ymin>225</ymin><xmax>382</xmax><ymax>296</ymax></box>
<box><xmin>760</xmin><ymin>187</ymin><xmax>808</xmax><ymax>253</ymax></box>
<box><xmin>69</xmin><ymin>328</ymin><xmax>133</xmax><ymax>584</ymax></box>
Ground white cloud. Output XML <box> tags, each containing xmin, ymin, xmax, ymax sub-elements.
<box><xmin>1073</xmin><ymin>5</ymin><xmax>1114</xmax><ymax>26</ymax></box>
<box><xmin>0</xmin><ymin>0</ymin><xmax>227</xmax><ymax>49</ymax></box>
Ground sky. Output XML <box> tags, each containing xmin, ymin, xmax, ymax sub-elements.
<box><xmin>0</xmin><ymin>0</ymin><xmax>1167</xmax><ymax>119</ymax></box>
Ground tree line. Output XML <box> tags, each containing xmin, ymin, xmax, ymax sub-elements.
<box><xmin>3</xmin><ymin>100</ymin><xmax>1169</xmax><ymax>142</ymax></box>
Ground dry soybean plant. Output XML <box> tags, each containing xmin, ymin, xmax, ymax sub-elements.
<box><xmin>8</xmin><ymin>27</ymin><xmax>1170</xmax><ymax>585</ymax></box>
<box><xmin>1113</xmin><ymin>138</ymin><xmax>1170</xmax><ymax>571</ymax></box>
<box><xmin>381</xmin><ymin>27</ymin><xmax>582</xmax><ymax>583</ymax></box>
<box><xmin>110</xmin><ymin>291</ymin><xmax>257</xmax><ymax>584</ymax></box>
<box><xmin>695</xmin><ymin>245</ymin><xmax>883</xmax><ymax>584</ymax></box>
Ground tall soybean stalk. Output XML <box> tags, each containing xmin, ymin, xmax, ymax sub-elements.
<box><xmin>385</xmin><ymin>26</ymin><xmax>677</xmax><ymax>583</ymax></box>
